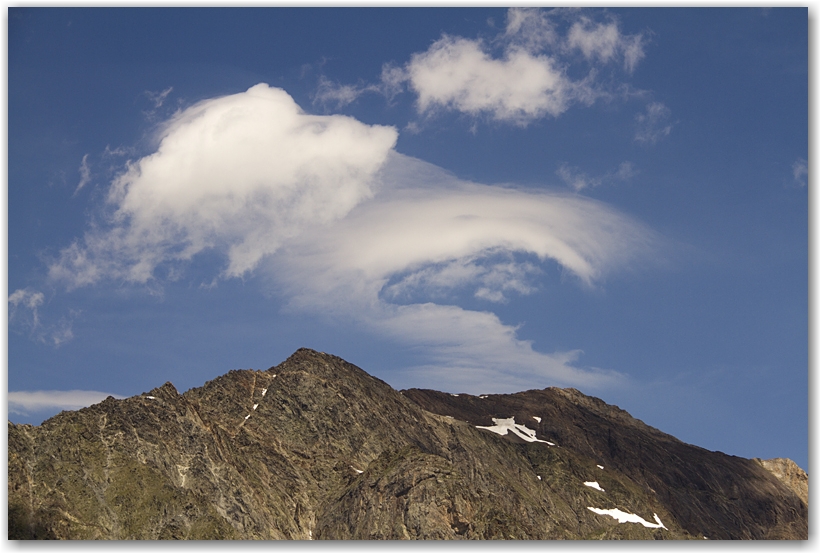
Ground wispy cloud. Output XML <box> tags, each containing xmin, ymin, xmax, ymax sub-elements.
<box><xmin>8</xmin><ymin>288</ymin><xmax>45</xmax><ymax>330</ymax></box>
<box><xmin>9</xmin><ymin>390</ymin><xmax>124</xmax><ymax>416</ymax></box>
<box><xmin>8</xmin><ymin>288</ymin><xmax>79</xmax><ymax>347</ymax></box>
<box><xmin>792</xmin><ymin>158</ymin><xmax>807</xmax><ymax>187</ymax></box>
<box><xmin>566</xmin><ymin>15</ymin><xmax>645</xmax><ymax>73</ymax></box>
<box><xmin>635</xmin><ymin>102</ymin><xmax>673</xmax><ymax>144</ymax></box>
<box><xmin>146</xmin><ymin>86</ymin><xmax>173</xmax><ymax>109</ymax></box>
<box><xmin>47</xmin><ymin>86</ymin><xmax>660</xmax><ymax>393</ymax></box>
<box><xmin>74</xmin><ymin>154</ymin><xmax>91</xmax><ymax>194</ymax></box>
<box><xmin>556</xmin><ymin>161</ymin><xmax>638</xmax><ymax>192</ymax></box>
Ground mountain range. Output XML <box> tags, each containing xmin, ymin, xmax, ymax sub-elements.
<box><xmin>7</xmin><ymin>348</ymin><xmax>808</xmax><ymax>539</ymax></box>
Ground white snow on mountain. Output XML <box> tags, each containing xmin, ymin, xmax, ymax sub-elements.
<box><xmin>587</xmin><ymin>508</ymin><xmax>667</xmax><ymax>529</ymax></box>
<box><xmin>476</xmin><ymin>417</ymin><xmax>554</xmax><ymax>445</ymax></box>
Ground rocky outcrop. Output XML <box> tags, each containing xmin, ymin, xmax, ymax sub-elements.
<box><xmin>7</xmin><ymin>349</ymin><xmax>808</xmax><ymax>540</ymax></box>
<box><xmin>755</xmin><ymin>458</ymin><xmax>808</xmax><ymax>508</ymax></box>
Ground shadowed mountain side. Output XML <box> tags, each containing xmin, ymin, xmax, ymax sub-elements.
<box><xmin>400</xmin><ymin>387</ymin><xmax>808</xmax><ymax>540</ymax></box>
<box><xmin>8</xmin><ymin>349</ymin><xmax>807</xmax><ymax>540</ymax></box>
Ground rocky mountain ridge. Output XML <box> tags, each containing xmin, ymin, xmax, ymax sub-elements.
<box><xmin>7</xmin><ymin>349</ymin><xmax>808</xmax><ymax>539</ymax></box>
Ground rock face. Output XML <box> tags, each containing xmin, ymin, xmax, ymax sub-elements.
<box><xmin>7</xmin><ymin>349</ymin><xmax>808</xmax><ymax>540</ymax></box>
<box><xmin>755</xmin><ymin>458</ymin><xmax>809</xmax><ymax>508</ymax></box>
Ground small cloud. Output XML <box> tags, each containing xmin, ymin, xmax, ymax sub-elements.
<box><xmin>8</xmin><ymin>288</ymin><xmax>45</xmax><ymax>330</ymax></box>
<box><xmin>8</xmin><ymin>289</ymin><xmax>79</xmax><ymax>347</ymax></box>
<box><xmin>313</xmin><ymin>76</ymin><xmax>370</xmax><ymax>109</ymax></box>
<box><xmin>566</xmin><ymin>16</ymin><xmax>645</xmax><ymax>73</ymax></box>
<box><xmin>792</xmin><ymin>158</ymin><xmax>807</xmax><ymax>187</ymax></box>
<box><xmin>504</xmin><ymin>7</ymin><xmax>559</xmax><ymax>51</ymax></box>
<box><xmin>9</xmin><ymin>390</ymin><xmax>125</xmax><ymax>416</ymax></box>
<box><xmin>74</xmin><ymin>154</ymin><xmax>91</xmax><ymax>194</ymax></box>
<box><xmin>635</xmin><ymin>102</ymin><xmax>673</xmax><ymax>144</ymax></box>
<box><xmin>143</xmin><ymin>87</ymin><xmax>174</xmax><ymax>122</ymax></box>
<box><xmin>615</xmin><ymin>161</ymin><xmax>638</xmax><ymax>181</ymax></box>
<box><xmin>405</xmin><ymin>35</ymin><xmax>578</xmax><ymax>126</ymax></box>
<box><xmin>50</xmin><ymin>310</ymin><xmax>79</xmax><ymax>347</ymax></box>
<box><xmin>557</xmin><ymin>163</ymin><xmax>602</xmax><ymax>191</ymax></box>
<box><xmin>145</xmin><ymin>86</ymin><xmax>173</xmax><ymax>109</ymax></box>
<box><xmin>557</xmin><ymin>161</ymin><xmax>637</xmax><ymax>192</ymax></box>
<box><xmin>103</xmin><ymin>145</ymin><xmax>130</xmax><ymax>158</ymax></box>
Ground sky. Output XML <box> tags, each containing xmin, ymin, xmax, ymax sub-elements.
<box><xmin>6</xmin><ymin>7</ymin><xmax>809</xmax><ymax>471</ymax></box>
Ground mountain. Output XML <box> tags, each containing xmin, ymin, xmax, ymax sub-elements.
<box><xmin>7</xmin><ymin>348</ymin><xmax>807</xmax><ymax>540</ymax></box>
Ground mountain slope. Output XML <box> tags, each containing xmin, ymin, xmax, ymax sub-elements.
<box><xmin>7</xmin><ymin>349</ymin><xmax>807</xmax><ymax>539</ymax></box>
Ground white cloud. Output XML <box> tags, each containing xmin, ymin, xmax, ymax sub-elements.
<box><xmin>792</xmin><ymin>158</ymin><xmax>807</xmax><ymax>187</ymax></box>
<box><xmin>268</xmin><ymin>153</ymin><xmax>657</xmax><ymax>391</ymax></box>
<box><xmin>9</xmin><ymin>390</ymin><xmax>125</xmax><ymax>416</ymax></box>
<box><xmin>49</xmin><ymin>83</ymin><xmax>398</xmax><ymax>288</ymax></box>
<box><xmin>380</xmin><ymin>8</ymin><xmax>645</xmax><ymax>125</ymax></box>
<box><xmin>75</xmin><ymin>154</ymin><xmax>91</xmax><ymax>194</ymax></box>
<box><xmin>315</xmin><ymin>8</ymin><xmax>646</xmax><ymax>127</ymax></box>
<box><xmin>635</xmin><ymin>102</ymin><xmax>673</xmax><ymax>144</ymax></box>
<box><xmin>49</xmin><ymin>89</ymin><xmax>659</xmax><ymax>393</ymax></box>
<box><xmin>404</xmin><ymin>35</ymin><xmax>580</xmax><ymax>125</ymax></box>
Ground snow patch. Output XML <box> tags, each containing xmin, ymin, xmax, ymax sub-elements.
<box><xmin>450</xmin><ymin>393</ymin><xmax>459</xmax><ymax>397</ymax></box>
<box><xmin>146</xmin><ymin>396</ymin><xmax>155</xmax><ymax>400</ymax></box>
<box><xmin>597</xmin><ymin>465</ymin><xmax>604</xmax><ymax>469</ymax></box>
<box><xmin>479</xmin><ymin>395</ymin><xmax>488</xmax><ymax>399</ymax></box>
<box><xmin>244</xmin><ymin>414</ymin><xmax>251</xmax><ymax>420</ymax></box>
<box><xmin>261</xmin><ymin>388</ymin><xmax>267</xmax><ymax>396</ymax></box>
<box><xmin>253</xmin><ymin>404</ymin><xmax>258</xmax><ymax>410</ymax></box>
<box><xmin>532</xmin><ymin>416</ymin><xmax>541</xmax><ymax>423</ymax></box>
<box><xmin>537</xmin><ymin>475</ymin><xmax>541</xmax><ymax>480</ymax></box>
<box><xmin>476</xmin><ymin>417</ymin><xmax>554</xmax><ymax>445</ymax></box>
<box><xmin>351</xmin><ymin>466</ymin><xmax>363</xmax><ymax>474</ymax></box>
<box><xmin>584</xmin><ymin>481</ymin><xmax>604</xmax><ymax>492</ymax></box>
<box><xmin>587</xmin><ymin>508</ymin><xmax>667</xmax><ymax>529</ymax></box>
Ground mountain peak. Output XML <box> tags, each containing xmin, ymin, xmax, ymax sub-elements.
<box><xmin>8</xmin><ymin>349</ymin><xmax>807</xmax><ymax>540</ymax></box>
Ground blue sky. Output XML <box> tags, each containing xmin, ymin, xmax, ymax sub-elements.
<box><xmin>6</xmin><ymin>7</ymin><xmax>808</xmax><ymax>471</ymax></box>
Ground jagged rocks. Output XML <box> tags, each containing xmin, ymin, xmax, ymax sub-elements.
<box><xmin>7</xmin><ymin>349</ymin><xmax>808</xmax><ymax>540</ymax></box>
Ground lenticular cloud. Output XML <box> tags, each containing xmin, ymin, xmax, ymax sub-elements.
<box><xmin>49</xmin><ymin>85</ymin><xmax>657</xmax><ymax>392</ymax></box>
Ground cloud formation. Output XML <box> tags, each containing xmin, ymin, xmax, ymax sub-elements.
<box><xmin>635</xmin><ymin>102</ymin><xmax>673</xmax><ymax>144</ymax></box>
<box><xmin>9</xmin><ymin>390</ymin><xmax>125</xmax><ymax>416</ymax></box>
<box><xmin>48</xmin><ymin>86</ymin><xmax>658</xmax><ymax>393</ymax></box>
<box><xmin>316</xmin><ymin>8</ymin><xmax>646</xmax><ymax>126</ymax></box>
<box><xmin>50</xmin><ymin>83</ymin><xmax>397</xmax><ymax>287</ymax></box>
